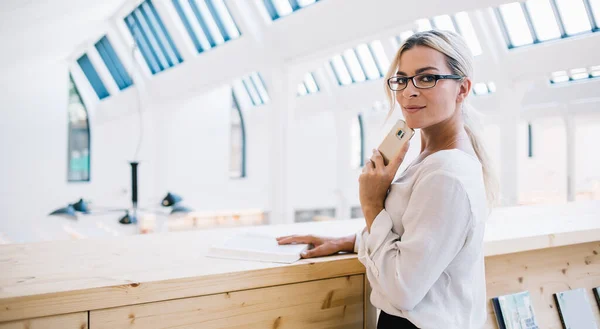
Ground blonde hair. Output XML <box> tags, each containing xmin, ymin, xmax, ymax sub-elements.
<box><xmin>384</xmin><ymin>30</ymin><xmax>499</xmax><ymax>208</ymax></box>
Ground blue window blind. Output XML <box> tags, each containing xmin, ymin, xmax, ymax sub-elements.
<box><xmin>77</xmin><ymin>54</ymin><xmax>110</xmax><ymax>100</ymax></box>
<box><xmin>125</xmin><ymin>0</ymin><xmax>183</xmax><ymax>74</ymax></box>
<box><xmin>95</xmin><ymin>36</ymin><xmax>133</xmax><ymax>90</ymax></box>
<box><xmin>172</xmin><ymin>0</ymin><xmax>240</xmax><ymax>53</ymax></box>
<box><xmin>264</xmin><ymin>0</ymin><xmax>321</xmax><ymax>20</ymax></box>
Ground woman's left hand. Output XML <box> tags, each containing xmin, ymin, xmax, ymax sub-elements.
<box><xmin>359</xmin><ymin>143</ymin><xmax>409</xmax><ymax>230</ymax></box>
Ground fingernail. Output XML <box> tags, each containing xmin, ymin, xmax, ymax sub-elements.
<box><xmin>301</xmin><ymin>251</ymin><xmax>307</xmax><ymax>256</ymax></box>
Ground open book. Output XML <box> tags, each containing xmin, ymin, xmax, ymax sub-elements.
<box><xmin>206</xmin><ymin>233</ymin><xmax>310</xmax><ymax>264</ymax></box>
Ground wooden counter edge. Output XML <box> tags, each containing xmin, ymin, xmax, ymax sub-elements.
<box><xmin>0</xmin><ymin>257</ymin><xmax>364</xmax><ymax>323</ymax></box>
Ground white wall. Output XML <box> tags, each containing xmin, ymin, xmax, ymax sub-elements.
<box><xmin>2</xmin><ymin>0</ymin><xmax>600</xmax><ymax>243</ymax></box>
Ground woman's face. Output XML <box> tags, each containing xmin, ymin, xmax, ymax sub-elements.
<box><xmin>395</xmin><ymin>46</ymin><xmax>469</xmax><ymax>129</ymax></box>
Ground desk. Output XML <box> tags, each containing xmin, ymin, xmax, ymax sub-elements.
<box><xmin>1</xmin><ymin>201</ymin><xmax>599</xmax><ymax>328</ymax></box>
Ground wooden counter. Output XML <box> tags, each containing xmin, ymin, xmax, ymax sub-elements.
<box><xmin>1</xmin><ymin>201</ymin><xmax>599</xmax><ymax>328</ymax></box>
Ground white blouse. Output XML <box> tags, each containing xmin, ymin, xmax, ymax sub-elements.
<box><xmin>355</xmin><ymin>149</ymin><xmax>489</xmax><ymax>329</ymax></box>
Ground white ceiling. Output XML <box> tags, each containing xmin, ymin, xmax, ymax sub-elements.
<box><xmin>0</xmin><ymin>0</ymin><xmax>126</xmax><ymax>74</ymax></box>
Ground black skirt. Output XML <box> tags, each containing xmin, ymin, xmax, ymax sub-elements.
<box><xmin>377</xmin><ymin>310</ymin><xmax>420</xmax><ymax>329</ymax></box>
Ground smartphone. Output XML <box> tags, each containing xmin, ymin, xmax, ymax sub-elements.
<box><xmin>377</xmin><ymin>119</ymin><xmax>415</xmax><ymax>165</ymax></box>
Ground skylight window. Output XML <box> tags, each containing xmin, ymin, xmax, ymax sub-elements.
<box><xmin>473</xmin><ymin>82</ymin><xmax>497</xmax><ymax>95</ymax></box>
<box><xmin>330</xmin><ymin>55</ymin><xmax>353</xmax><ymax>85</ymax></box>
<box><xmin>554</xmin><ymin>0</ymin><xmax>592</xmax><ymax>34</ymax></box>
<box><xmin>172</xmin><ymin>0</ymin><xmax>240</xmax><ymax>53</ymax></box>
<box><xmin>551</xmin><ymin>70</ymin><xmax>569</xmax><ymax>83</ymax></box>
<box><xmin>498</xmin><ymin>3</ymin><xmax>534</xmax><ymax>47</ymax></box>
<box><xmin>398</xmin><ymin>13</ymin><xmax>482</xmax><ymax>56</ymax></box>
<box><xmin>416</xmin><ymin>19</ymin><xmax>433</xmax><ymax>32</ymax></box>
<box><xmin>525</xmin><ymin>0</ymin><xmax>561</xmax><ymax>41</ymax></box>
<box><xmin>550</xmin><ymin>66</ymin><xmax>600</xmax><ymax>83</ymax></box>
<box><xmin>590</xmin><ymin>0</ymin><xmax>600</xmax><ymax>27</ymax></box>
<box><xmin>355</xmin><ymin>44</ymin><xmax>380</xmax><ymax>80</ymax></box>
<box><xmin>264</xmin><ymin>0</ymin><xmax>322</xmax><ymax>20</ymax></box>
<box><xmin>570</xmin><ymin>68</ymin><xmax>589</xmax><ymax>80</ymax></box>
<box><xmin>329</xmin><ymin>41</ymin><xmax>389</xmax><ymax>86</ymax></box>
<box><xmin>124</xmin><ymin>0</ymin><xmax>183</xmax><ymax>74</ymax></box>
<box><xmin>297</xmin><ymin>73</ymin><xmax>319</xmax><ymax>96</ymax></box>
<box><xmin>77</xmin><ymin>54</ymin><xmax>110</xmax><ymax>100</ymax></box>
<box><xmin>95</xmin><ymin>36</ymin><xmax>133</xmax><ymax>90</ymax></box>
<box><xmin>235</xmin><ymin>72</ymin><xmax>269</xmax><ymax>106</ymax></box>
<box><xmin>454</xmin><ymin>12</ymin><xmax>483</xmax><ymax>56</ymax></box>
<box><xmin>497</xmin><ymin>0</ymin><xmax>599</xmax><ymax>48</ymax></box>
<box><xmin>432</xmin><ymin>15</ymin><xmax>457</xmax><ymax>33</ymax></box>
<box><xmin>370</xmin><ymin>40</ymin><xmax>390</xmax><ymax>73</ymax></box>
<box><xmin>342</xmin><ymin>49</ymin><xmax>367</xmax><ymax>83</ymax></box>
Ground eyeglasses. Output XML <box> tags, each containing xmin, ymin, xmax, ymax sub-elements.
<box><xmin>387</xmin><ymin>74</ymin><xmax>463</xmax><ymax>91</ymax></box>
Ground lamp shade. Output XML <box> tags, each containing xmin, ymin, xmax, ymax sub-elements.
<box><xmin>72</xmin><ymin>198</ymin><xmax>89</xmax><ymax>213</ymax></box>
<box><xmin>162</xmin><ymin>192</ymin><xmax>182</xmax><ymax>207</ymax></box>
<box><xmin>119</xmin><ymin>211</ymin><xmax>138</xmax><ymax>225</ymax></box>
<box><xmin>49</xmin><ymin>205</ymin><xmax>77</xmax><ymax>219</ymax></box>
<box><xmin>171</xmin><ymin>204</ymin><xmax>193</xmax><ymax>214</ymax></box>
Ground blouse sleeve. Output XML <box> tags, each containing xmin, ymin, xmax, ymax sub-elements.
<box><xmin>357</xmin><ymin>171</ymin><xmax>473</xmax><ymax>311</ymax></box>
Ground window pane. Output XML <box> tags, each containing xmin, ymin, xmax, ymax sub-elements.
<box><xmin>68</xmin><ymin>76</ymin><xmax>90</xmax><ymax>182</ymax></box>
<box><xmin>297</xmin><ymin>83</ymin><xmax>308</xmax><ymax>96</ymax></box>
<box><xmin>473</xmin><ymin>83</ymin><xmax>489</xmax><ymax>95</ymax></box>
<box><xmin>369</xmin><ymin>40</ymin><xmax>390</xmax><ymax>76</ymax></box>
<box><xmin>432</xmin><ymin>15</ymin><xmax>456</xmax><ymax>32</ymax></box>
<box><xmin>77</xmin><ymin>54</ymin><xmax>110</xmax><ymax>100</ymax></box>
<box><xmin>342</xmin><ymin>49</ymin><xmax>366</xmax><ymax>82</ymax></box>
<box><xmin>555</xmin><ymin>0</ymin><xmax>592</xmax><ymax>35</ymax></box>
<box><xmin>499</xmin><ymin>3</ymin><xmax>534</xmax><ymax>47</ymax></box>
<box><xmin>350</xmin><ymin>115</ymin><xmax>364</xmax><ymax>168</ymax></box>
<box><xmin>250</xmin><ymin>72</ymin><xmax>269</xmax><ymax>103</ymax></box>
<box><xmin>551</xmin><ymin>70</ymin><xmax>569</xmax><ymax>83</ymax></box>
<box><xmin>242</xmin><ymin>77</ymin><xmax>261</xmax><ymax>105</ymax></box>
<box><xmin>194</xmin><ymin>0</ymin><xmax>225</xmax><ymax>45</ymax></box>
<box><xmin>209</xmin><ymin>0</ymin><xmax>241</xmax><ymax>39</ymax></box>
<box><xmin>570</xmin><ymin>68</ymin><xmax>588</xmax><ymax>80</ymax></box>
<box><xmin>355</xmin><ymin>44</ymin><xmax>380</xmax><ymax>79</ymax></box>
<box><xmin>297</xmin><ymin>0</ymin><xmax>316</xmax><ymax>6</ymax></box>
<box><xmin>95</xmin><ymin>36</ymin><xmax>134</xmax><ymax>90</ymax></box>
<box><xmin>416</xmin><ymin>18</ymin><xmax>432</xmax><ymax>31</ymax></box>
<box><xmin>398</xmin><ymin>30</ymin><xmax>414</xmax><ymax>45</ymax></box>
<box><xmin>455</xmin><ymin>12</ymin><xmax>482</xmax><ymax>56</ymax></box>
<box><xmin>304</xmin><ymin>73</ymin><xmax>319</xmax><ymax>93</ymax></box>
<box><xmin>526</xmin><ymin>0</ymin><xmax>561</xmax><ymax>41</ymax></box>
<box><xmin>330</xmin><ymin>55</ymin><xmax>352</xmax><ymax>85</ymax></box>
<box><xmin>272</xmin><ymin>0</ymin><xmax>293</xmax><ymax>17</ymax></box>
<box><xmin>230</xmin><ymin>93</ymin><xmax>244</xmax><ymax>178</ymax></box>
<box><xmin>590</xmin><ymin>0</ymin><xmax>600</xmax><ymax>26</ymax></box>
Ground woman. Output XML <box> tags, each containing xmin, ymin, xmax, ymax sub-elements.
<box><xmin>277</xmin><ymin>30</ymin><xmax>497</xmax><ymax>329</ymax></box>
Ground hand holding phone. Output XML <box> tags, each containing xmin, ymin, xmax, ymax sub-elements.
<box><xmin>377</xmin><ymin>119</ymin><xmax>415</xmax><ymax>166</ymax></box>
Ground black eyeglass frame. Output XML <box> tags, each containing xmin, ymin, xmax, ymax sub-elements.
<box><xmin>387</xmin><ymin>74</ymin><xmax>464</xmax><ymax>91</ymax></box>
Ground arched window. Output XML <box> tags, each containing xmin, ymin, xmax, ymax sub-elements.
<box><xmin>230</xmin><ymin>92</ymin><xmax>246</xmax><ymax>178</ymax></box>
<box><xmin>68</xmin><ymin>75</ymin><xmax>91</xmax><ymax>182</ymax></box>
<box><xmin>350</xmin><ymin>114</ymin><xmax>365</xmax><ymax>168</ymax></box>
